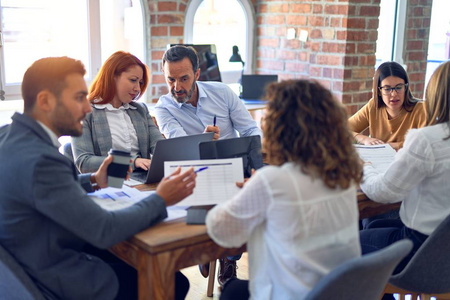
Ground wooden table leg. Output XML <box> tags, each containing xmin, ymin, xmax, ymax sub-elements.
<box><xmin>137</xmin><ymin>251</ymin><xmax>176</xmax><ymax>300</ymax></box>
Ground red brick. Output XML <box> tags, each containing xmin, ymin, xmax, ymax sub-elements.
<box><xmin>317</xmin><ymin>55</ymin><xmax>342</xmax><ymax>66</ymax></box>
<box><xmin>158</xmin><ymin>14</ymin><xmax>184</xmax><ymax>24</ymax></box>
<box><xmin>357</xmin><ymin>43</ymin><xmax>375</xmax><ymax>53</ymax></box>
<box><xmin>259</xmin><ymin>60</ymin><xmax>284</xmax><ymax>71</ymax></box>
<box><xmin>277</xmin><ymin>50</ymin><xmax>296</xmax><ymax>60</ymax></box>
<box><xmin>331</xmin><ymin>17</ymin><xmax>342</xmax><ymax>28</ymax></box>
<box><xmin>286</xmin><ymin>15</ymin><xmax>307</xmax><ymax>26</ymax></box>
<box><xmin>324</xmin><ymin>5</ymin><xmax>348</xmax><ymax>15</ymax></box>
<box><xmin>151</xmin><ymin>51</ymin><xmax>166</xmax><ymax>60</ymax></box>
<box><xmin>408</xmin><ymin>52</ymin><xmax>426</xmax><ymax>61</ymax></box>
<box><xmin>170</xmin><ymin>26</ymin><xmax>183</xmax><ymax>36</ymax></box>
<box><xmin>309</xmin><ymin>16</ymin><xmax>324</xmax><ymax>26</ymax></box>
<box><xmin>407</xmin><ymin>41</ymin><xmax>424</xmax><ymax>50</ymax></box>
<box><xmin>333</xmin><ymin>80</ymin><xmax>343</xmax><ymax>92</ymax></box>
<box><xmin>360</xmin><ymin>6</ymin><xmax>380</xmax><ymax>16</ymax></box>
<box><xmin>266</xmin><ymin>15</ymin><xmax>285</xmax><ymax>25</ymax></box>
<box><xmin>323</xmin><ymin>67</ymin><xmax>333</xmax><ymax>78</ymax></box>
<box><xmin>259</xmin><ymin>38</ymin><xmax>279</xmax><ymax>48</ymax></box>
<box><xmin>291</xmin><ymin>3</ymin><xmax>311</xmax><ymax>13</ymax></box>
<box><xmin>259</xmin><ymin>4</ymin><xmax>268</xmax><ymax>13</ymax></box>
<box><xmin>257</xmin><ymin>49</ymin><xmax>276</xmax><ymax>59</ymax></box>
<box><xmin>347</xmin><ymin>18</ymin><xmax>366</xmax><ymax>29</ymax></box>
<box><xmin>309</xmin><ymin>29</ymin><xmax>323</xmax><ymax>39</ymax></box>
<box><xmin>269</xmin><ymin>3</ymin><xmax>289</xmax><ymax>13</ymax></box>
<box><xmin>158</xmin><ymin>2</ymin><xmax>177</xmax><ymax>11</ymax></box>
<box><xmin>286</xmin><ymin>62</ymin><xmax>307</xmax><ymax>73</ymax></box>
<box><xmin>313</xmin><ymin>4</ymin><xmax>323</xmax><ymax>14</ymax></box>
<box><xmin>151</xmin><ymin>27</ymin><xmax>168</xmax><ymax>36</ymax></box>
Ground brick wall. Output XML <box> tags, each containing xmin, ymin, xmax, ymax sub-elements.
<box><xmin>147</xmin><ymin>0</ymin><xmax>188</xmax><ymax>103</ymax></box>
<box><xmin>144</xmin><ymin>0</ymin><xmax>432</xmax><ymax>112</ymax></box>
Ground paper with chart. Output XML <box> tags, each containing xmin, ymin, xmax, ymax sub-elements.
<box><xmin>355</xmin><ymin>144</ymin><xmax>396</xmax><ymax>173</ymax></box>
<box><xmin>88</xmin><ymin>185</ymin><xmax>187</xmax><ymax>222</ymax></box>
<box><xmin>164</xmin><ymin>157</ymin><xmax>244</xmax><ymax>206</ymax></box>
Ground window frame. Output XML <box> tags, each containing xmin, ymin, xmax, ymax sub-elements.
<box><xmin>184</xmin><ymin>0</ymin><xmax>255</xmax><ymax>84</ymax></box>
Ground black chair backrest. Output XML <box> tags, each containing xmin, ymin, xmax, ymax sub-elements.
<box><xmin>305</xmin><ymin>239</ymin><xmax>413</xmax><ymax>300</ymax></box>
<box><xmin>389</xmin><ymin>214</ymin><xmax>450</xmax><ymax>293</ymax></box>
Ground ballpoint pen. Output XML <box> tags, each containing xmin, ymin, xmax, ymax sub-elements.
<box><xmin>213</xmin><ymin>115</ymin><xmax>216</xmax><ymax>127</ymax></box>
<box><xmin>195</xmin><ymin>167</ymin><xmax>209</xmax><ymax>173</ymax></box>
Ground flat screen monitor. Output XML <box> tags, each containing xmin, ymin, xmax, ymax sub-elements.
<box><xmin>168</xmin><ymin>44</ymin><xmax>222</xmax><ymax>82</ymax></box>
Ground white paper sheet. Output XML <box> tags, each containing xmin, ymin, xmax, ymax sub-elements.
<box><xmin>164</xmin><ymin>157</ymin><xmax>244</xmax><ymax>206</ymax></box>
<box><xmin>88</xmin><ymin>185</ymin><xmax>187</xmax><ymax>222</ymax></box>
<box><xmin>355</xmin><ymin>144</ymin><xmax>396</xmax><ymax>173</ymax></box>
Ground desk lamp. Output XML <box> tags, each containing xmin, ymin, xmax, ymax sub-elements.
<box><xmin>229</xmin><ymin>45</ymin><xmax>245</xmax><ymax>97</ymax></box>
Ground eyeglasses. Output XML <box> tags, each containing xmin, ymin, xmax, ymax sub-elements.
<box><xmin>379</xmin><ymin>83</ymin><xmax>408</xmax><ymax>95</ymax></box>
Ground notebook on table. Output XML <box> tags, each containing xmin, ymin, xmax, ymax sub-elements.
<box><xmin>130</xmin><ymin>132</ymin><xmax>214</xmax><ymax>184</ymax></box>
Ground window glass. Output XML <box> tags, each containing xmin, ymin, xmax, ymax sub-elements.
<box><xmin>375</xmin><ymin>0</ymin><xmax>397</xmax><ymax>66</ymax></box>
<box><xmin>425</xmin><ymin>0</ymin><xmax>450</xmax><ymax>87</ymax></box>
<box><xmin>1</xmin><ymin>0</ymin><xmax>89</xmax><ymax>84</ymax></box>
<box><xmin>193</xmin><ymin>0</ymin><xmax>246</xmax><ymax>72</ymax></box>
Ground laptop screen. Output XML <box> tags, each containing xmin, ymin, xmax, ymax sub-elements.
<box><xmin>240</xmin><ymin>74</ymin><xmax>278</xmax><ymax>100</ymax></box>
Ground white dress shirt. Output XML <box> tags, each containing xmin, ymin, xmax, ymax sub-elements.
<box><xmin>361</xmin><ymin>123</ymin><xmax>450</xmax><ymax>235</ymax></box>
<box><xmin>93</xmin><ymin>103</ymin><xmax>140</xmax><ymax>157</ymax></box>
<box><xmin>206</xmin><ymin>163</ymin><xmax>361</xmax><ymax>300</ymax></box>
<box><xmin>155</xmin><ymin>81</ymin><xmax>262</xmax><ymax>139</ymax></box>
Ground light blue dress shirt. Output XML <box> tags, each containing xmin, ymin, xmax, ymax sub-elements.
<box><xmin>155</xmin><ymin>81</ymin><xmax>262</xmax><ymax>139</ymax></box>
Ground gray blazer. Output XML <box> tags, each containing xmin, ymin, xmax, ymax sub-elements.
<box><xmin>72</xmin><ymin>102</ymin><xmax>164</xmax><ymax>173</ymax></box>
<box><xmin>0</xmin><ymin>113</ymin><xmax>168</xmax><ymax>299</ymax></box>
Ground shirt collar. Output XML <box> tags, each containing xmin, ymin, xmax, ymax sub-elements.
<box><xmin>93</xmin><ymin>102</ymin><xmax>137</xmax><ymax>110</ymax></box>
<box><xmin>36</xmin><ymin>121</ymin><xmax>61</xmax><ymax>148</ymax></box>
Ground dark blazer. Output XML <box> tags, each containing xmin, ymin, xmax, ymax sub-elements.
<box><xmin>72</xmin><ymin>102</ymin><xmax>164</xmax><ymax>173</ymax></box>
<box><xmin>0</xmin><ymin>113</ymin><xmax>168</xmax><ymax>299</ymax></box>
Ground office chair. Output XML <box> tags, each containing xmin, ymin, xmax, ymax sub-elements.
<box><xmin>304</xmin><ymin>239</ymin><xmax>413</xmax><ymax>300</ymax></box>
<box><xmin>0</xmin><ymin>243</ymin><xmax>46</xmax><ymax>300</ymax></box>
<box><xmin>199</xmin><ymin>135</ymin><xmax>263</xmax><ymax>296</ymax></box>
<box><xmin>383</xmin><ymin>214</ymin><xmax>450</xmax><ymax>300</ymax></box>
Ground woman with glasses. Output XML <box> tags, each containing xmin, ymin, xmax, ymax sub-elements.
<box><xmin>359</xmin><ymin>61</ymin><xmax>450</xmax><ymax>300</ymax></box>
<box><xmin>349</xmin><ymin>61</ymin><xmax>427</xmax><ymax>151</ymax></box>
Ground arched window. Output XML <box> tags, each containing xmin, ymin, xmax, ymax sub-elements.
<box><xmin>185</xmin><ymin>0</ymin><xmax>254</xmax><ymax>84</ymax></box>
<box><xmin>0</xmin><ymin>0</ymin><xmax>146</xmax><ymax>101</ymax></box>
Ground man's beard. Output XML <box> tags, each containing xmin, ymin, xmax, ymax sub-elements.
<box><xmin>52</xmin><ymin>101</ymin><xmax>84</xmax><ymax>137</ymax></box>
<box><xmin>171</xmin><ymin>80</ymin><xmax>196</xmax><ymax>104</ymax></box>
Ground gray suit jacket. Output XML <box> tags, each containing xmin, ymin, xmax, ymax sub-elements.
<box><xmin>72</xmin><ymin>102</ymin><xmax>164</xmax><ymax>173</ymax></box>
<box><xmin>0</xmin><ymin>113</ymin><xmax>168</xmax><ymax>299</ymax></box>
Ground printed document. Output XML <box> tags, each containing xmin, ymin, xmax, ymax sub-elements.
<box><xmin>88</xmin><ymin>185</ymin><xmax>187</xmax><ymax>222</ymax></box>
<box><xmin>164</xmin><ymin>157</ymin><xmax>244</xmax><ymax>206</ymax></box>
<box><xmin>355</xmin><ymin>144</ymin><xmax>396</xmax><ymax>173</ymax></box>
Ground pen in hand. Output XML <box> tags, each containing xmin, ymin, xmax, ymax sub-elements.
<box><xmin>213</xmin><ymin>115</ymin><xmax>216</xmax><ymax>127</ymax></box>
<box><xmin>195</xmin><ymin>167</ymin><xmax>209</xmax><ymax>173</ymax></box>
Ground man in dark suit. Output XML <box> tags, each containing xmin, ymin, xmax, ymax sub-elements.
<box><xmin>0</xmin><ymin>57</ymin><xmax>196</xmax><ymax>299</ymax></box>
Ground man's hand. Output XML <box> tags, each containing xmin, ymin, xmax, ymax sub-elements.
<box><xmin>135</xmin><ymin>158</ymin><xmax>151</xmax><ymax>171</ymax></box>
<box><xmin>156</xmin><ymin>167</ymin><xmax>196</xmax><ymax>206</ymax></box>
<box><xmin>204</xmin><ymin>125</ymin><xmax>220</xmax><ymax>140</ymax></box>
<box><xmin>93</xmin><ymin>155</ymin><xmax>132</xmax><ymax>189</ymax></box>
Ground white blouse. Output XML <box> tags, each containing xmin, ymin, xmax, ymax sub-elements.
<box><xmin>206</xmin><ymin>163</ymin><xmax>361</xmax><ymax>300</ymax></box>
<box><xmin>361</xmin><ymin>123</ymin><xmax>450</xmax><ymax>235</ymax></box>
<box><xmin>93</xmin><ymin>103</ymin><xmax>140</xmax><ymax>157</ymax></box>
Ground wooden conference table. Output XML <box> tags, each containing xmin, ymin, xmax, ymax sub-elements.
<box><xmin>109</xmin><ymin>184</ymin><xmax>400</xmax><ymax>300</ymax></box>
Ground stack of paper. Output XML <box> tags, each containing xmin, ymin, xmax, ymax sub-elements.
<box><xmin>355</xmin><ymin>144</ymin><xmax>396</xmax><ymax>173</ymax></box>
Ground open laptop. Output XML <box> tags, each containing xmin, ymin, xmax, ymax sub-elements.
<box><xmin>131</xmin><ymin>133</ymin><xmax>214</xmax><ymax>184</ymax></box>
<box><xmin>240</xmin><ymin>74</ymin><xmax>278</xmax><ymax>103</ymax></box>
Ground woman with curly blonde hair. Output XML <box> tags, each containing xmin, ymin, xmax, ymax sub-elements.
<box><xmin>206</xmin><ymin>80</ymin><xmax>363</xmax><ymax>300</ymax></box>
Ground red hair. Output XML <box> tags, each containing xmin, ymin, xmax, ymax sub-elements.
<box><xmin>88</xmin><ymin>51</ymin><xmax>149</xmax><ymax>103</ymax></box>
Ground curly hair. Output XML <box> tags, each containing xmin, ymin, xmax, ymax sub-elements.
<box><xmin>88</xmin><ymin>51</ymin><xmax>149</xmax><ymax>104</ymax></box>
<box><xmin>263</xmin><ymin>80</ymin><xmax>362</xmax><ymax>189</ymax></box>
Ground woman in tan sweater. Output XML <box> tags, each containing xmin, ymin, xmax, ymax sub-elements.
<box><xmin>349</xmin><ymin>61</ymin><xmax>427</xmax><ymax>151</ymax></box>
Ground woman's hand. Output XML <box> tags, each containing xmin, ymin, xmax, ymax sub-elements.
<box><xmin>356</xmin><ymin>134</ymin><xmax>386</xmax><ymax>146</ymax></box>
<box><xmin>135</xmin><ymin>158</ymin><xmax>151</xmax><ymax>171</ymax></box>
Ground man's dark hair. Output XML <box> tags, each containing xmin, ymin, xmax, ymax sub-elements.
<box><xmin>162</xmin><ymin>45</ymin><xmax>199</xmax><ymax>73</ymax></box>
<box><xmin>22</xmin><ymin>57</ymin><xmax>86</xmax><ymax>113</ymax></box>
